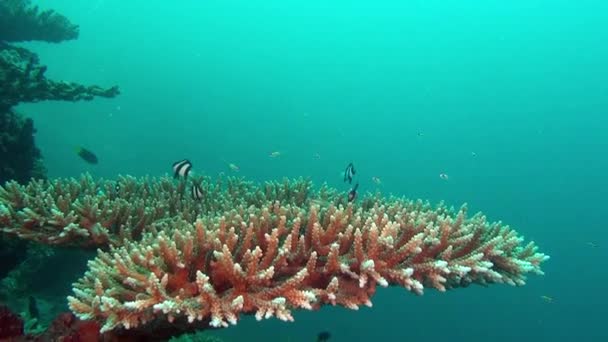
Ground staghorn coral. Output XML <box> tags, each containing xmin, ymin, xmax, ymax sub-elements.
<box><xmin>0</xmin><ymin>175</ymin><xmax>549</xmax><ymax>337</ymax></box>
<box><xmin>0</xmin><ymin>174</ymin><xmax>314</xmax><ymax>248</ymax></box>
<box><xmin>0</xmin><ymin>0</ymin><xmax>79</xmax><ymax>43</ymax></box>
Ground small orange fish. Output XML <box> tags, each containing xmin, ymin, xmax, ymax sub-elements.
<box><xmin>372</xmin><ymin>176</ymin><xmax>382</xmax><ymax>185</ymax></box>
<box><xmin>269</xmin><ymin>151</ymin><xmax>281</xmax><ymax>158</ymax></box>
<box><xmin>228</xmin><ymin>163</ymin><xmax>239</xmax><ymax>172</ymax></box>
<box><xmin>439</xmin><ymin>173</ymin><xmax>449</xmax><ymax>180</ymax></box>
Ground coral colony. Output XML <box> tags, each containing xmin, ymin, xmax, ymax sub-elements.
<box><xmin>0</xmin><ymin>2</ymin><xmax>548</xmax><ymax>339</ymax></box>
<box><xmin>1</xmin><ymin>0</ymin><xmax>119</xmax><ymax>185</ymax></box>
<box><xmin>0</xmin><ymin>174</ymin><xmax>549</xmax><ymax>337</ymax></box>
<box><xmin>0</xmin><ymin>1</ymin><xmax>119</xmax><ymax>110</ymax></box>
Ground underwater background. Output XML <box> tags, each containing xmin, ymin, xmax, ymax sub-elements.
<box><xmin>9</xmin><ymin>0</ymin><xmax>607</xmax><ymax>341</ymax></box>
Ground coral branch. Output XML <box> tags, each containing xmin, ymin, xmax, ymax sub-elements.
<box><xmin>1</xmin><ymin>175</ymin><xmax>549</xmax><ymax>336</ymax></box>
<box><xmin>0</xmin><ymin>0</ymin><xmax>79</xmax><ymax>43</ymax></box>
<box><xmin>0</xmin><ymin>175</ymin><xmax>316</xmax><ymax>248</ymax></box>
<box><xmin>0</xmin><ymin>43</ymin><xmax>119</xmax><ymax>110</ymax></box>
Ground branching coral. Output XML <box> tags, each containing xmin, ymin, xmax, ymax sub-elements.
<box><xmin>0</xmin><ymin>43</ymin><xmax>120</xmax><ymax>110</ymax></box>
<box><xmin>0</xmin><ymin>0</ymin><xmax>79</xmax><ymax>43</ymax></box>
<box><xmin>0</xmin><ymin>174</ymin><xmax>314</xmax><ymax>248</ymax></box>
<box><xmin>0</xmin><ymin>0</ymin><xmax>119</xmax><ymax>186</ymax></box>
<box><xmin>0</xmin><ymin>175</ymin><xmax>549</xmax><ymax>337</ymax></box>
<box><xmin>0</xmin><ymin>0</ymin><xmax>119</xmax><ymax>109</ymax></box>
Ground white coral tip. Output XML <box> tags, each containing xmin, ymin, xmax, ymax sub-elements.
<box><xmin>361</xmin><ymin>259</ymin><xmax>375</xmax><ymax>270</ymax></box>
<box><xmin>272</xmin><ymin>297</ymin><xmax>286</xmax><ymax>305</ymax></box>
<box><xmin>232</xmin><ymin>295</ymin><xmax>244</xmax><ymax>310</ymax></box>
<box><xmin>378</xmin><ymin>277</ymin><xmax>389</xmax><ymax>287</ymax></box>
<box><xmin>209</xmin><ymin>316</ymin><xmax>225</xmax><ymax>327</ymax></box>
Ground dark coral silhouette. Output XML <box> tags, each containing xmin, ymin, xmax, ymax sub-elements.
<box><xmin>0</xmin><ymin>2</ymin><xmax>120</xmax><ymax>333</ymax></box>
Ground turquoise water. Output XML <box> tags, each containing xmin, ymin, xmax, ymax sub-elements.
<box><xmin>17</xmin><ymin>0</ymin><xmax>608</xmax><ymax>341</ymax></box>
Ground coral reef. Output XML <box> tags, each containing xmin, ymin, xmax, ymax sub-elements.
<box><xmin>34</xmin><ymin>312</ymin><xmax>102</xmax><ymax>341</ymax></box>
<box><xmin>0</xmin><ymin>3</ymin><xmax>120</xmax><ymax>335</ymax></box>
<box><xmin>0</xmin><ymin>174</ymin><xmax>313</xmax><ymax>248</ymax></box>
<box><xmin>0</xmin><ymin>108</ymin><xmax>46</xmax><ymax>185</ymax></box>
<box><xmin>0</xmin><ymin>306</ymin><xmax>102</xmax><ymax>341</ymax></box>
<box><xmin>0</xmin><ymin>234</ymin><xmax>27</xmax><ymax>281</ymax></box>
<box><xmin>0</xmin><ymin>43</ymin><xmax>120</xmax><ymax>110</ymax></box>
<box><xmin>0</xmin><ymin>304</ymin><xmax>227</xmax><ymax>341</ymax></box>
<box><xmin>0</xmin><ymin>0</ymin><xmax>114</xmax><ymax>111</ymax></box>
<box><xmin>0</xmin><ymin>243</ymin><xmax>55</xmax><ymax>298</ymax></box>
<box><xmin>0</xmin><ymin>0</ymin><xmax>79</xmax><ymax>43</ymax></box>
<box><xmin>0</xmin><ymin>0</ymin><xmax>119</xmax><ymax>184</ymax></box>
<box><xmin>0</xmin><ymin>304</ymin><xmax>24</xmax><ymax>339</ymax></box>
<box><xmin>0</xmin><ymin>246</ymin><xmax>95</xmax><ymax>336</ymax></box>
<box><xmin>0</xmin><ymin>174</ymin><xmax>549</xmax><ymax>338</ymax></box>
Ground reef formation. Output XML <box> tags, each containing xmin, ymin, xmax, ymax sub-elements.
<box><xmin>0</xmin><ymin>0</ymin><xmax>119</xmax><ymax>185</ymax></box>
<box><xmin>0</xmin><ymin>108</ymin><xmax>44</xmax><ymax>185</ymax></box>
<box><xmin>0</xmin><ymin>2</ymin><xmax>120</xmax><ymax>335</ymax></box>
<box><xmin>0</xmin><ymin>174</ymin><xmax>549</xmax><ymax>339</ymax></box>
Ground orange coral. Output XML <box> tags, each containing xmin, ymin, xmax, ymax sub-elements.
<box><xmin>1</xmin><ymin>175</ymin><xmax>548</xmax><ymax>336</ymax></box>
<box><xmin>68</xmin><ymin>200</ymin><xmax>548</xmax><ymax>333</ymax></box>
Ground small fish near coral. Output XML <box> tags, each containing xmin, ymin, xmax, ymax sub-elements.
<box><xmin>348</xmin><ymin>182</ymin><xmax>359</xmax><ymax>202</ymax></box>
<box><xmin>191</xmin><ymin>182</ymin><xmax>204</xmax><ymax>200</ymax></box>
<box><xmin>228</xmin><ymin>163</ymin><xmax>240</xmax><ymax>172</ymax></box>
<box><xmin>75</xmin><ymin>146</ymin><xmax>98</xmax><ymax>164</ymax></box>
<box><xmin>172</xmin><ymin>159</ymin><xmax>204</xmax><ymax>200</ymax></box>
<box><xmin>172</xmin><ymin>159</ymin><xmax>192</xmax><ymax>179</ymax></box>
<box><xmin>344</xmin><ymin>162</ymin><xmax>356</xmax><ymax>184</ymax></box>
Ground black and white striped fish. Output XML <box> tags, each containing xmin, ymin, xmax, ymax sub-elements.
<box><xmin>344</xmin><ymin>162</ymin><xmax>356</xmax><ymax>184</ymax></box>
<box><xmin>172</xmin><ymin>159</ymin><xmax>192</xmax><ymax>178</ymax></box>
<box><xmin>191</xmin><ymin>183</ymin><xmax>204</xmax><ymax>200</ymax></box>
<box><xmin>348</xmin><ymin>182</ymin><xmax>359</xmax><ymax>202</ymax></box>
